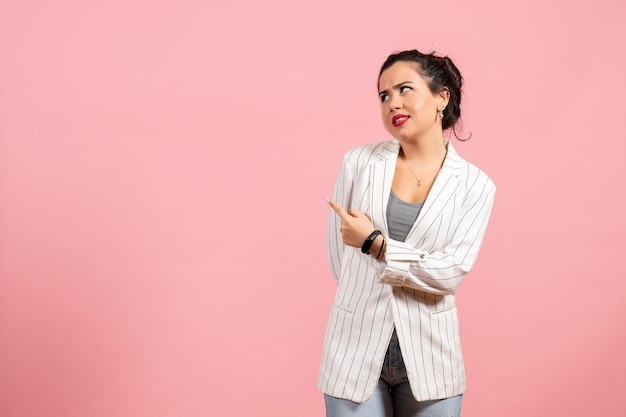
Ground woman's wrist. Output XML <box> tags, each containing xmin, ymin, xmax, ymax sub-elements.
<box><xmin>361</xmin><ymin>230</ymin><xmax>382</xmax><ymax>253</ymax></box>
<box><xmin>369</xmin><ymin>235</ymin><xmax>385</xmax><ymax>260</ymax></box>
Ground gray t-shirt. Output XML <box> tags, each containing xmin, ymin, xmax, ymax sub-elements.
<box><xmin>386</xmin><ymin>190</ymin><xmax>424</xmax><ymax>242</ymax></box>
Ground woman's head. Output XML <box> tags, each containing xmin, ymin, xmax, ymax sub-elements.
<box><xmin>378</xmin><ymin>50</ymin><xmax>464</xmax><ymax>133</ymax></box>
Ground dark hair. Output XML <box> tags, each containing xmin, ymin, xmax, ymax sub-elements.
<box><xmin>378</xmin><ymin>50</ymin><xmax>469</xmax><ymax>139</ymax></box>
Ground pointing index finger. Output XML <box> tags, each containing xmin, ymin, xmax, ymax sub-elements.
<box><xmin>326</xmin><ymin>198</ymin><xmax>350</xmax><ymax>220</ymax></box>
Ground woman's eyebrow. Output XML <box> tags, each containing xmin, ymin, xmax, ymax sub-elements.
<box><xmin>378</xmin><ymin>81</ymin><xmax>414</xmax><ymax>96</ymax></box>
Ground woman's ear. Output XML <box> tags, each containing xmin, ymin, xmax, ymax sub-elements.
<box><xmin>438</xmin><ymin>88</ymin><xmax>450</xmax><ymax>111</ymax></box>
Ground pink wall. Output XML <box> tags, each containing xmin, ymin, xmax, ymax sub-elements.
<box><xmin>1</xmin><ymin>0</ymin><xmax>625</xmax><ymax>416</ymax></box>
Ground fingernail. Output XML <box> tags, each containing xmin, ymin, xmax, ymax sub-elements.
<box><xmin>325</xmin><ymin>197</ymin><xmax>330</xmax><ymax>203</ymax></box>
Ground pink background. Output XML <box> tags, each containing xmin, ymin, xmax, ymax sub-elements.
<box><xmin>1</xmin><ymin>0</ymin><xmax>625</xmax><ymax>416</ymax></box>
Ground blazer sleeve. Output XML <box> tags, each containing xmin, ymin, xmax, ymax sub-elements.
<box><xmin>326</xmin><ymin>153</ymin><xmax>354</xmax><ymax>283</ymax></box>
<box><xmin>375</xmin><ymin>175</ymin><xmax>496</xmax><ymax>295</ymax></box>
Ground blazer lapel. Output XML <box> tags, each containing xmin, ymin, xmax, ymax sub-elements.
<box><xmin>369</xmin><ymin>140</ymin><xmax>400</xmax><ymax>237</ymax></box>
<box><xmin>404</xmin><ymin>141</ymin><xmax>466</xmax><ymax>246</ymax></box>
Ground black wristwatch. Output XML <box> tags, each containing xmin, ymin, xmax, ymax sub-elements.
<box><xmin>361</xmin><ymin>230</ymin><xmax>382</xmax><ymax>253</ymax></box>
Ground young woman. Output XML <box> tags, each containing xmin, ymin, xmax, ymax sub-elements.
<box><xmin>319</xmin><ymin>50</ymin><xmax>496</xmax><ymax>417</ymax></box>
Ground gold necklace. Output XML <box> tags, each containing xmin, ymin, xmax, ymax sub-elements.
<box><xmin>401</xmin><ymin>154</ymin><xmax>422</xmax><ymax>187</ymax></box>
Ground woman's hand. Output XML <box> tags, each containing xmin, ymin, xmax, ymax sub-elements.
<box><xmin>327</xmin><ymin>198</ymin><xmax>376</xmax><ymax>248</ymax></box>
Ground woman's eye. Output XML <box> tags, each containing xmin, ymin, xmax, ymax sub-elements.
<box><xmin>400</xmin><ymin>86</ymin><xmax>412</xmax><ymax>93</ymax></box>
<box><xmin>380</xmin><ymin>94</ymin><xmax>389</xmax><ymax>102</ymax></box>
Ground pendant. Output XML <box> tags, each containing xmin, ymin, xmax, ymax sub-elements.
<box><xmin>417</xmin><ymin>180</ymin><xmax>422</xmax><ymax>187</ymax></box>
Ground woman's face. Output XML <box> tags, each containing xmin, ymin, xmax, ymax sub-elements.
<box><xmin>378</xmin><ymin>61</ymin><xmax>447</xmax><ymax>142</ymax></box>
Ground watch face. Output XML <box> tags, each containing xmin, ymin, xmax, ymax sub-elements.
<box><xmin>362</xmin><ymin>230</ymin><xmax>381</xmax><ymax>253</ymax></box>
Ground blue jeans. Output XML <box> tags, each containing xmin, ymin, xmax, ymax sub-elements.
<box><xmin>324</xmin><ymin>330</ymin><xmax>463</xmax><ymax>417</ymax></box>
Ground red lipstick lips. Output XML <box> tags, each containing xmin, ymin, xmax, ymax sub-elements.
<box><xmin>392</xmin><ymin>114</ymin><xmax>409</xmax><ymax>127</ymax></box>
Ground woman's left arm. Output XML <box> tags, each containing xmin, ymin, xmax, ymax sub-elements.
<box><xmin>376</xmin><ymin>180</ymin><xmax>496</xmax><ymax>295</ymax></box>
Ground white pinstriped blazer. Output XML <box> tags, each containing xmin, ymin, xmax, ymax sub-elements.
<box><xmin>318</xmin><ymin>139</ymin><xmax>495</xmax><ymax>403</ymax></box>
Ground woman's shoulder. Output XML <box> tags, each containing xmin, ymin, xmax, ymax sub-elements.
<box><xmin>447</xmin><ymin>143</ymin><xmax>496</xmax><ymax>193</ymax></box>
<box><xmin>341</xmin><ymin>139</ymin><xmax>399</xmax><ymax>166</ymax></box>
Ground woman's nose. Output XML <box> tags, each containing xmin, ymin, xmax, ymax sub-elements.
<box><xmin>388</xmin><ymin>96</ymin><xmax>402</xmax><ymax>110</ymax></box>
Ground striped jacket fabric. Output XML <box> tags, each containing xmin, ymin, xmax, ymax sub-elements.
<box><xmin>318</xmin><ymin>139</ymin><xmax>496</xmax><ymax>403</ymax></box>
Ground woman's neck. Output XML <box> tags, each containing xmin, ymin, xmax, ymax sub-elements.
<box><xmin>399</xmin><ymin>136</ymin><xmax>448</xmax><ymax>165</ymax></box>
